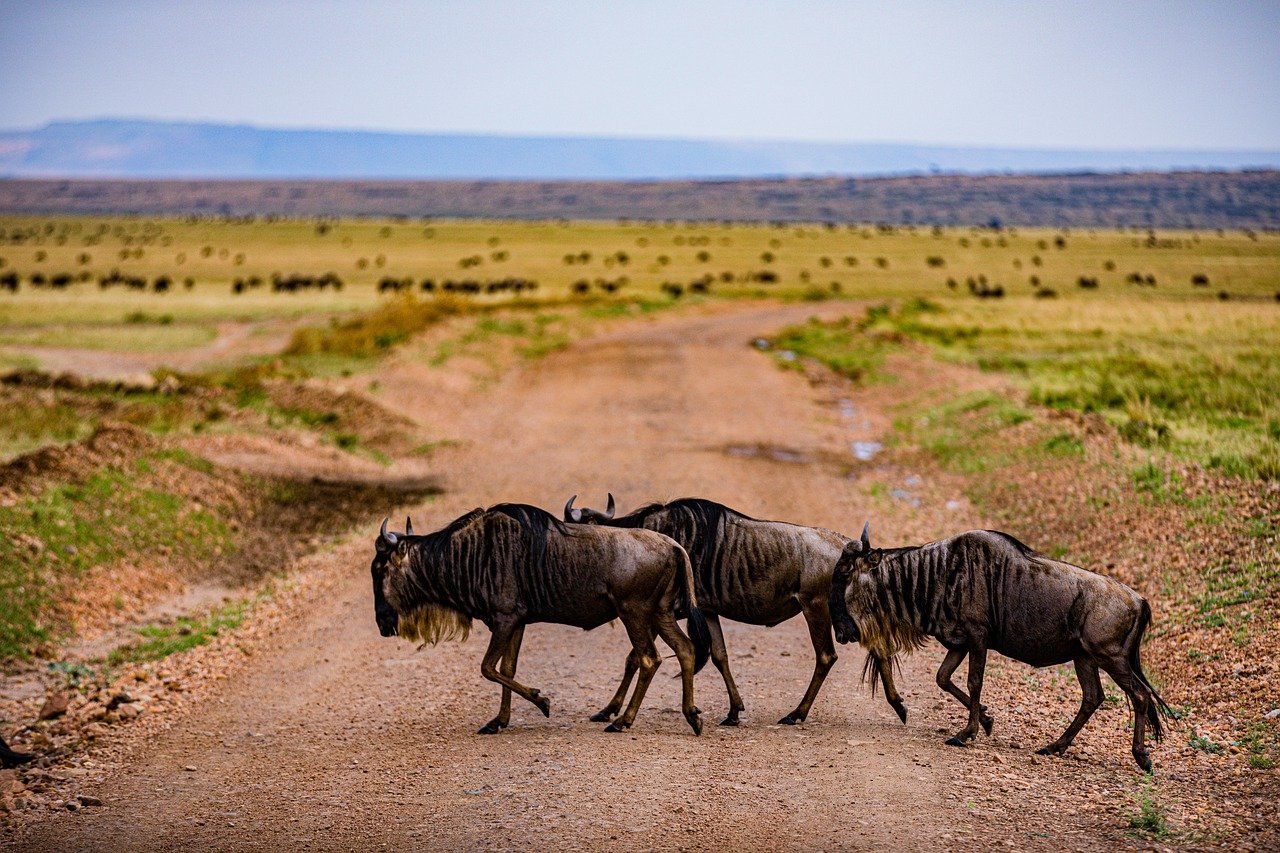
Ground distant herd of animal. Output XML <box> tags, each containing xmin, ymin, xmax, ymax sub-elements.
<box><xmin>369</xmin><ymin>495</ymin><xmax>1171</xmax><ymax>772</ymax></box>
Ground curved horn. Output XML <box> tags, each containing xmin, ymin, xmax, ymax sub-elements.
<box><xmin>564</xmin><ymin>495</ymin><xmax>581</xmax><ymax>522</ymax></box>
<box><xmin>605</xmin><ymin>493</ymin><xmax>616</xmax><ymax>519</ymax></box>
<box><xmin>380</xmin><ymin>517</ymin><xmax>389</xmax><ymax>539</ymax></box>
<box><xmin>405</xmin><ymin>516</ymin><xmax>414</xmax><ymax>536</ymax></box>
<box><xmin>861</xmin><ymin>520</ymin><xmax>871</xmax><ymax>551</ymax></box>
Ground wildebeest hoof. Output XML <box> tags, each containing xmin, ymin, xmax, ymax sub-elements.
<box><xmin>719</xmin><ymin>715</ymin><xmax>740</xmax><ymax>727</ymax></box>
<box><xmin>1135</xmin><ymin>751</ymin><xmax>1153</xmax><ymax>773</ymax></box>
<box><xmin>531</xmin><ymin>693</ymin><xmax>551</xmax><ymax>718</ymax></box>
<box><xmin>890</xmin><ymin>700</ymin><xmax>908</xmax><ymax>724</ymax></box>
<box><xmin>0</xmin><ymin>750</ymin><xmax>33</xmax><ymax>768</ymax></box>
<box><xmin>945</xmin><ymin>735</ymin><xmax>971</xmax><ymax>747</ymax></box>
<box><xmin>477</xmin><ymin>721</ymin><xmax>504</xmax><ymax>735</ymax></box>
<box><xmin>1036</xmin><ymin>743</ymin><xmax>1064</xmax><ymax>756</ymax></box>
<box><xmin>604</xmin><ymin>721</ymin><xmax>630</xmax><ymax>733</ymax></box>
<box><xmin>778</xmin><ymin>713</ymin><xmax>803</xmax><ymax>726</ymax></box>
<box><xmin>589</xmin><ymin>709</ymin><xmax>615</xmax><ymax>723</ymax></box>
<box><xmin>981</xmin><ymin>716</ymin><xmax>994</xmax><ymax>736</ymax></box>
<box><xmin>686</xmin><ymin>712</ymin><xmax>703</xmax><ymax>736</ymax></box>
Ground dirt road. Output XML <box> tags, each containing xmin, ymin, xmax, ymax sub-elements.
<box><xmin>6</xmin><ymin>303</ymin><xmax>1007</xmax><ymax>851</ymax></box>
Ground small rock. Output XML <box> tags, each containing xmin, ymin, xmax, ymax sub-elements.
<box><xmin>76</xmin><ymin>794</ymin><xmax>103</xmax><ymax>807</ymax></box>
<box><xmin>184</xmin><ymin>765</ymin><xmax>198</xmax><ymax>772</ymax></box>
<box><xmin>38</xmin><ymin>692</ymin><xmax>70</xmax><ymax>721</ymax></box>
<box><xmin>1265</xmin><ymin>709</ymin><xmax>1280</xmax><ymax>720</ymax></box>
<box><xmin>83</xmin><ymin>723</ymin><xmax>110</xmax><ymax>740</ymax></box>
<box><xmin>64</xmin><ymin>799</ymin><xmax>79</xmax><ymax>811</ymax></box>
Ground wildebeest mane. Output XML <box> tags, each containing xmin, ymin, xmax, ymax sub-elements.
<box><xmin>487</xmin><ymin>502</ymin><xmax>569</xmax><ymax>574</ymax></box>
<box><xmin>985</xmin><ymin>530</ymin><xmax>1038</xmax><ymax>558</ymax></box>
<box><xmin>392</xmin><ymin>504</ymin><xmax>568</xmax><ymax>642</ymax></box>
<box><xmin>611</xmin><ymin>498</ymin><xmax>758</xmax><ymax>581</ymax></box>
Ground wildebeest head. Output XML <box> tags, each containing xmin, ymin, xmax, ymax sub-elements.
<box><xmin>370</xmin><ymin>516</ymin><xmax>410</xmax><ymax>636</ymax></box>
<box><xmin>563</xmin><ymin>493</ymin><xmax>616</xmax><ymax>524</ymax></box>
<box><xmin>829</xmin><ymin>521</ymin><xmax>879</xmax><ymax>645</ymax></box>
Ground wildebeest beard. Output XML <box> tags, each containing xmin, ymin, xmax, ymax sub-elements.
<box><xmin>396</xmin><ymin>602</ymin><xmax>473</xmax><ymax>646</ymax></box>
<box><xmin>845</xmin><ymin>572</ymin><xmax>928</xmax><ymax>686</ymax></box>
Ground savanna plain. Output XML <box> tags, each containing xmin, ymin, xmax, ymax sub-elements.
<box><xmin>0</xmin><ymin>214</ymin><xmax>1277</xmax><ymax>850</ymax></box>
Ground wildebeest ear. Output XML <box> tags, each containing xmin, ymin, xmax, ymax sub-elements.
<box><xmin>564</xmin><ymin>495</ymin><xmax>581</xmax><ymax>522</ymax></box>
<box><xmin>868</xmin><ymin>549</ymin><xmax>881</xmax><ymax>567</ymax></box>
<box><xmin>605</xmin><ymin>493</ymin><xmax>616</xmax><ymax>518</ymax></box>
<box><xmin>395</xmin><ymin>539</ymin><xmax>409</xmax><ymax>558</ymax></box>
<box><xmin>861</xmin><ymin>520</ymin><xmax>871</xmax><ymax>551</ymax></box>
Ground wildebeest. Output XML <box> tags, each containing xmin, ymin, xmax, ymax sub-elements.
<box><xmin>829</xmin><ymin>525</ymin><xmax>1172</xmax><ymax>770</ymax></box>
<box><xmin>564</xmin><ymin>495</ymin><xmax>848</xmax><ymax>726</ymax></box>
<box><xmin>0</xmin><ymin>735</ymin><xmax>32</xmax><ymax>768</ymax></box>
<box><xmin>370</xmin><ymin>505</ymin><xmax>708</xmax><ymax>735</ymax></box>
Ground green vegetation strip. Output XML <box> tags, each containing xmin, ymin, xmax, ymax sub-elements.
<box><xmin>0</xmin><ymin>452</ymin><xmax>232</xmax><ymax>660</ymax></box>
<box><xmin>774</xmin><ymin>300</ymin><xmax>1280</xmax><ymax>479</ymax></box>
<box><xmin>107</xmin><ymin>599</ymin><xmax>249</xmax><ymax>666</ymax></box>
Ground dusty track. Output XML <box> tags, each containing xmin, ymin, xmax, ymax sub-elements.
<box><xmin>6</xmin><ymin>303</ymin><xmax>1033</xmax><ymax>851</ymax></box>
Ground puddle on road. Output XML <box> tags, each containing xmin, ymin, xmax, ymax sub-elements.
<box><xmin>850</xmin><ymin>440</ymin><xmax>883</xmax><ymax>461</ymax></box>
<box><xmin>723</xmin><ymin>443</ymin><xmax>810</xmax><ymax>464</ymax></box>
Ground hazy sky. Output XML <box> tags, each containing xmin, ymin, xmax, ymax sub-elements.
<box><xmin>2</xmin><ymin>1</ymin><xmax>1278</xmax><ymax>149</ymax></box>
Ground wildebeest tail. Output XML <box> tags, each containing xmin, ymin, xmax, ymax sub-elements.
<box><xmin>674</xmin><ymin>544</ymin><xmax>712</xmax><ymax>673</ymax></box>
<box><xmin>1131</xmin><ymin>598</ymin><xmax>1173</xmax><ymax>740</ymax></box>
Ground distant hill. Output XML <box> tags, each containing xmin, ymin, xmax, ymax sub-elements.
<box><xmin>2</xmin><ymin>172</ymin><xmax>1277</xmax><ymax>228</ymax></box>
<box><xmin>1</xmin><ymin>119</ymin><xmax>1279</xmax><ymax>180</ymax></box>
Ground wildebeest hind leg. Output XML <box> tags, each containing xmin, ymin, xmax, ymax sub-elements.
<box><xmin>779</xmin><ymin>602</ymin><xmax>838</xmax><ymax>725</ymax></box>
<box><xmin>1101</xmin><ymin>659</ymin><xmax>1155</xmax><ymax>772</ymax></box>
<box><xmin>605</xmin><ymin>611</ymin><xmax>661</xmax><ymax>733</ymax></box>
<box><xmin>591</xmin><ymin>647</ymin><xmax>643</xmax><ymax>722</ymax></box>
<box><xmin>480</xmin><ymin>625</ymin><xmax>525</xmax><ymax>734</ymax></box>
<box><xmin>653</xmin><ymin>611</ymin><xmax>703</xmax><ymax>735</ymax></box>
<box><xmin>705</xmin><ymin>614</ymin><xmax>745</xmax><ymax>725</ymax></box>
<box><xmin>946</xmin><ymin>646</ymin><xmax>987</xmax><ymax>746</ymax></box>
<box><xmin>1037</xmin><ymin>656</ymin><xmax>1101</xmax><ymax>757</ymax></box>
<box><xmin>479</xmin><ymin>622</ymin><xmax>550</xmax><ymax>724</ymax></box>
<box><xmin>936</xmin><ymin>646</ymin><xmax>994</xmax><ymax>736</ymax></box>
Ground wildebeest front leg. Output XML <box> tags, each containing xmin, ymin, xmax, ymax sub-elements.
<box><xmin>479</xmin><ymin>624</ymin><xmax>525</xmax><ymax>735</ymax></box>
<box><xmin>479</xmin><ymin>622</ymin><xmax>550</xmax><ymax>724</ymax></box>
<box><xmin>872</xmin><ymin>652</ymin><xmax>908</xmax><ymax>724</ymax></box>
<box><xmin>779</xmin><ymin>602</ymin><xmax>838</xmax><ymax>725</ymax></box>
<box><xmin>704</xmin><ymin>614</ymin><xmax>746</xmax><ymax>726</ymax></box>
<box><xmin>1037</xmin><ymin>656</ymin><xmax>1102</xmax><ymax>757</ymax></box>
<box><xmin>946</xmin><ymin>645</ymin><xmax>987</xmax><ymax>746</ymax></box>
<box><xmin>591</xmin><ymin>647</ymin><xmax>642</xmax><ymax>722</ymax></box>
<box><xmin>935</xmin><ymin>646</ymin><xmax>994</xmax><ymax>736</ymax></box>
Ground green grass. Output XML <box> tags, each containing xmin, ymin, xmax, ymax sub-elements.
<box><xmin>1188</xmin><ymin>734</ymin><xmax>1224</xmax><ymax>754</ymax></box>
<box><xmin>1128</xmin><ymin>779</ymin><xmax>1171</xmax><ymax>839</ymax></box>
<box><xmin>890</xmin><ymin>390</ymin><xmax>1033</xmax><ymax>474</ymax></box>
<box><xmin>0</xmin><ymin>453</ymin><xmax>232</xmax><ymax>660</ymax></box>
<box><xmin>284</xmin><ymin>293</ymin><xmax>469</xmax><ymax>358</ymax></box>
<box><xmin>107</xmin><ymin>599</ymin><xmax>249</xmax><ymax>665</ymax></box>
<box><xmin>0</xmin><ymin>322</ymin><xmax>216</xmax><ymax>351</ymax></box>
<box><xmin>878</xmin><ymin>299</ymin><xmax>1280</xmax><ymax>479</ymax></box>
